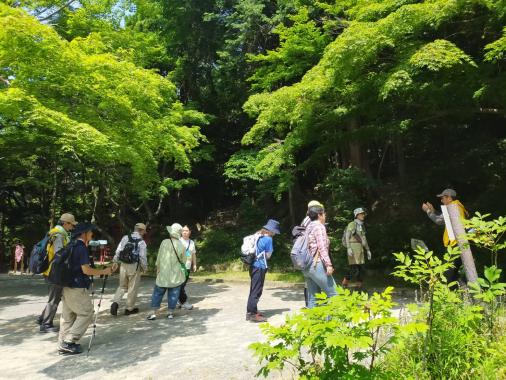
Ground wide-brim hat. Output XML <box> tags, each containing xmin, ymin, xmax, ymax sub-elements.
<box><xmin>263</xmin><ymin>219</ymin><xmax>280</xmax><ymax>235</ymax></box>
<box><xmin>72</xmin><ymin>222</ymin><xmax>96</xmax><ymax>238</ymax></box>
<box><xmin>353</xmin><ymin>208</ymin><xmax>366</xmax><ymax>217</ymax></box>
<box><xmin>166</xmin><ymin>223</ymin><xmax>183</xmax><ymax>239</ymax></box>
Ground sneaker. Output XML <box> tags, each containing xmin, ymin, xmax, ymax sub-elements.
<box><xmin>146</xmin><ymin>314</ymin><xmax>157</xmax><ymax>321</ymax></box>
<box><xmin>125</xmin><ymin>308</ymin><xmax>139</xmax><ymax>315</ymax></box>
<box><xmin>110</xmin><ymin>302</ymin><xmax>119</xmax><ymax>316</ymax></box>
<box><xmin>40</xmin><ymin>324</ymin><xmax>59</xmax><ymax>333</ymax></box>
<box><xmin>58</xmin><ymin>342</ymin><xmax>82</xmax><ymax>355</ymax></box>
<box><xmin>167</xmin><ymin>313</ymin><xmax>174</xmax><ymax>319</ymax></box>
<box><xmin>246</xmin><ymin>313</ymin><xmax>267</xmax><ymax>323</ymax></box>
<box><xmin>181</xmin><ymin>302</ymin><xmax>193</xmax><ymax>310</ymax></box>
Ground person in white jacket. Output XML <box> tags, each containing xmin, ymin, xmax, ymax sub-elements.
<box><xmin>110</xmin><ymin>223</ymin><xmax>148</xmax><ymax>316</ymax></box>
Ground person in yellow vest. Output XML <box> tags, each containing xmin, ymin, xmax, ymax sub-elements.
<box><xmin>37</xmin><ymin>213</ymin><xmax>77</xmax><ymax>333</ymax></box>
<box><xmin>422</xmin><ymin>188</ymin><xmax>469</xmax><ymax>284</ymax></box>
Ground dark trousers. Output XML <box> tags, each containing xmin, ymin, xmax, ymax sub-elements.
<box><xmin>345</xmin><ymin>264</ymin><xmax>363</xmax><ymax>282</ymax></box>
<box><xmin>445</xmin><ymin>257</ymin><xmax>463</xmax><ymax>289</ymax></box>
<box><xmin>247</xmin><ymin>266</ymin><xmax>267</xmax><ymax>314</ymax></box>
<box><xmin>179</xmin><ymin>273</ymin><xmax>190</xmax><ymax>304</ymax></box>
<box><xmin>39</xmin><ymin>278</ymin><xmax>63</xmax><ymax>326</ymax></box>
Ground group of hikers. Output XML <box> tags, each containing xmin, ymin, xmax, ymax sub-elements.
<box><xmin>33</xmin><ymin>217</ymin><xmax>197</xmax><ymax>354</ymax></box>
<box><xmin>24</xmin><ymin>187</ymin><xmax>464</xmax><ymax>355</ymax></box>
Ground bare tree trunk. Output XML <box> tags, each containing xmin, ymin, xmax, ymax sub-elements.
<box><xmin>348</xmin><ymin>118</ymin><xmax>371</xmax><ymax>175</ymax></box>
<box><xmin>447</xmin><ymin>203</ymin><xmax>478</xmax><ymax>284</ymax></box>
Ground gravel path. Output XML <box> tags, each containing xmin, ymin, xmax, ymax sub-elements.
<box><xmin>0</xmin><ymin>273</ymin><xmax>306</xmax><ymax>380</ymax></box>
<box><xmin>0</xmin><ymin>274</ymin><xmax>414</xmax><ymax>380</ymax></box>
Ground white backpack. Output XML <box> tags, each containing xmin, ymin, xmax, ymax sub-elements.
<box><xmin>239</xmin><ymin>233</ymin><xmax>261</xmax><ymax>265</ymax></box>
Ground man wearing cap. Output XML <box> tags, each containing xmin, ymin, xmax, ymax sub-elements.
<box><xmin>422</xmin><ymin>188</ymin><xmax>469</xmax><ymax>283</ymax></box>
<box><xmin>246</xmin><ymin>219</ymin><xmax>280</xmax><ymax>322</ymax></box>
<box><xmin>58</xmin><ymin>222</ymin><xmax>113</xmax><ymax>355</ymax></box>
<box><xmin>37</xmin><ymin>213</ymin><xmax>77</xmax><ymax>333</ymax></box>
<box><xmin>110</xmin><ymin>223</ymin><xmax>148</xmax><ymax>316</ymax></box>
<box><xmin>342</xmin><ymin>208</ymin><xmax>372</xmax><ymax>288</ymax></box>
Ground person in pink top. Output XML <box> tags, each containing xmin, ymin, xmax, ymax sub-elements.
<box><xmin>302</xmin><ymin>205</ymin><xmax>337</xmax><ymax>308</ymax></box>
<box><xmin>13</xmin><ymin>242</ymin><xmax>25</xmax><ymax>274</ymax></box>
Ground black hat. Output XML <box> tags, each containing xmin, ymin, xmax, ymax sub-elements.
<box><xmin>72</xmin><ymin>222</ymin><xmax>96</xmax><ymax>238</ymax></box>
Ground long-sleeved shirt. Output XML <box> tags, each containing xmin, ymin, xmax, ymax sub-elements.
<box><xmin>307</xmin><ymin>221</ymin><xmax>332</xmax><ymax>268</ymax></box>
<box><xmin>425</xmin><ymin>200</ymin><xmax>468</xmax><ymax>247</ymax></box>
<box><xmin>113</xmin><ymin>232</ymin><xmax>148</xmax><ymax>270</ymax></box>
<box><xmin>155</xmin><ymin>237</ymin><xmax>186</xmax><ymax>288</ymax></box>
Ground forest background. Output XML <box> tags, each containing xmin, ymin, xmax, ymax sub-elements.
<box><xmin>1</xmin><ymin>0</ymin><xmax>506</xmax><ymax>276</ymax></box>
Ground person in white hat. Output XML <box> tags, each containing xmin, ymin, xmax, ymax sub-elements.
<box><xmin>37</xmin><ymin>213</ymin><xmax>78</xmax><ymax>333</ymax></box>
<box><xmin>110</xmin><ymin>223</ymin><xmax>148</xmax><ymax>316</ymax></box>
<box><xmin>147</xmin><ymin>223</ymin><xmax>186</xmax><ymax>320</ymax></box>
<box><xmin>341</xmin><ymin>208</ymin><xmax>372</xmax><ymax>288</ymax></box>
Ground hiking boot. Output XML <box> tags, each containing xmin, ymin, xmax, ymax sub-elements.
<box><xmin>181</xmin><ymin>302</ymin><xmax>193</xmax><ymax>310</ymax></box>
<box><xmin>146</xmin><ymin>313</ymin><xmax>157</xmax><ymax>321</ymax></box>
<box><xmin>58</xmin><ymin>342</ymin><xmax>82</xmax><ymax>355</ymax></box>
<box><xmin>341</xmin><ymin>278</ymin><xmax>349</xmax><ymax>287</ymax></box>
<box><xmin>110</xmin><ymin>302</ymin><xmax>119</xmax><ymax>316</ymax></box>
<box><xmin>167</xmin><ymin>313</ymin><xmax>174</xmax><ymax>320</ymax></box>
<box><xmin>40</xmin><ymin>324</ymin><xmax>59</xmax><ymax>333</ymax></box>
<box><xmin>246</xmin><ymin>313</ymin><xmax>267</xmax><ymax>323</ymax></box>
<box><xmin>125</xmin><ymin>308</ymin><xmax>139</xmax><ymax>315</ymax></box>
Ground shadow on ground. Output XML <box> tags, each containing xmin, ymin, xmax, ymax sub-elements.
<box><xmin>38</xmin><ymin>281</ymin><xmax>229</xmax><ymax>379</ymax></box>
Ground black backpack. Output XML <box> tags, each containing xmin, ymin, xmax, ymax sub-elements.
<box><xmin>118</xmin><ymin>235</ymin><xmax>142</xmax><ymax>264</ymax></box>
<box><xmin>48</xmin><ymin>241</ymin><xmax>77</xmax><ymax>287</ymax></box>
<box><xmin>29</xmin><ymin>234</ymin><xmax>51</xmax><ymax>274</ymax></box>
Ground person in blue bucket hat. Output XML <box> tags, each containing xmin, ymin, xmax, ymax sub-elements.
<box><xmin>246</xmin><ymin>219</ymin><xmax>280</xmax><ymax>323</ymax></box>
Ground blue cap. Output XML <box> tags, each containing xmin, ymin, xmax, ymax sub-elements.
<box><xmin>263</xmin><ymin>219</ymin><xmax>280</xmax><ymax>235</ymax></box>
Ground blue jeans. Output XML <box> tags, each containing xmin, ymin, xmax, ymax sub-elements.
<box><xmin>303</xmin><ymin>261</ymin><xmax>337</xmax><ymax>308</ymax></box>
<box><xmin>151</xmin><ymin>285</ymin><xmax>181</xmax><ymax>310</ymax></box>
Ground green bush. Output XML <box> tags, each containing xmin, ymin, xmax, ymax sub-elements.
<box><xmin>250</xmin><ymin>287</ymin><xmax>425</xmax><ymax>379</ymax></box>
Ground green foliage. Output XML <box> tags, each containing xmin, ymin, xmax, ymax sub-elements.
<box><xmin>465</xmin><ymin>212</ymin><xmax>506</xmax><ymax>266</ymax></box>
<box><xmin>250</xmin><ymin>286</ymin><xmax>425</xmax><ymax>379</ymax></box>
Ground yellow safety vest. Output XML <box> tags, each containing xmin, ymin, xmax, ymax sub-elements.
<box><xmin>443</xmin><ymin>200</ymin><xmax>469</xmax><ymax>247</ymax></box>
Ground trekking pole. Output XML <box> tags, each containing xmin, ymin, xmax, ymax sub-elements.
<box><xmin>87</xmin><ymin>275</ymin><xmax>108</xmax><ymax>356</ymax></box>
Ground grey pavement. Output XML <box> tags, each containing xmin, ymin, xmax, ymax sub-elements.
<box><xmin>0</xmin><ymin>274</ymin><xmax>305</xmax><ymax>380</ymax></box>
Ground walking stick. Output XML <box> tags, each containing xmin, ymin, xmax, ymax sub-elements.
<box><xmin>87</xmin><ymin>275</ymin><xmax>108</xmax><ymax>356</ymax></box>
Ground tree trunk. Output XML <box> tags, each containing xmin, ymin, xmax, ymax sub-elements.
<box><xmin>394</xmin><ymin>135</ymin><xmax>407</xmax><ymax>186</ymax></box>
<box><xmin>49</xmin><ymin>163</ymin><xmax>58</xmax><ymax>228</ymax></box>
<box><xmin>447</xmin><ymin>203</ymin><xmax>478</xmax><ymax>284</ymax></box>
<box><xmin>347</xmin><ymin>118</ymin><xmax>371</xmax><ymax>175</ymax></box>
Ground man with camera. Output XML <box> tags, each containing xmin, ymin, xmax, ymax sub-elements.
<box><xmin>58</xmin><ymin>222</ymin><xmax>114</xmax><ymax>355</ymax></box>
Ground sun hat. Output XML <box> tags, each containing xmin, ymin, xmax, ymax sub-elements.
<box><xmin>166</xmin><ymin>223</ymin><xmax>183</xmax><ymax>239</ymax></box>
<box><xmin>60</xmin><ymin>213</ymin><xmax>78</xmax><ymax>226</ymax></box>
<box><xmin>71</xmin><ymin>222</ymin><xmax>95</xmax><ymax>238</ymax></box>
<box><xmin>353</xmin><ymin>208</ymin><xmax>366</xmax><ymax>217</ymax></box>
<box><xmin>307</xmin><ymin>200</ymin><xmax>324</xmax><ymax>209</ymax></box>
<box><xmin>263</xmin><ymin>219</ymin><xmax>281</xmax><ymax>235</ymax></box>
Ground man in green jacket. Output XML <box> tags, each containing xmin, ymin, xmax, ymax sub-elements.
<box><xmin>342</xmin><ymin>208</ymin><xmax>372</xmax><ymax>288</ymax></box>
